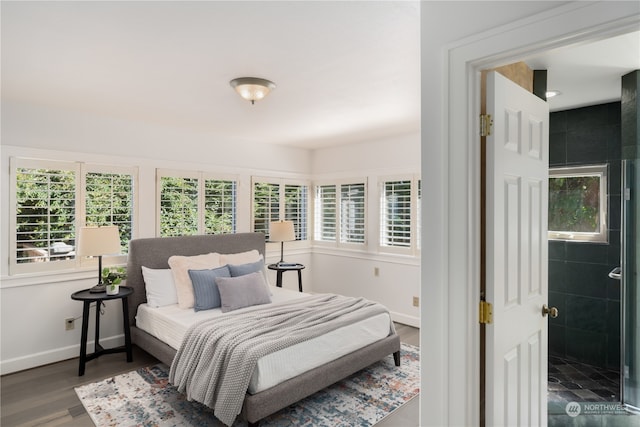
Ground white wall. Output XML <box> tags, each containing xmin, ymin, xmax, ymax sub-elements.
<box><xmin>420</xmin><ymin>1</ymin><xmax>638</xmax><ymax>426</ymax></box>
<box><xmin>311</xmin><ymin>132</ymin><xmax>421</xmax><ymax>326</ymax></box>
<box><xmin>0</xmin><ymin>100</ymin><xmax>314</xmax><ymax>374</ymax></box>
<box><xmin>0</xmin><ymin>102</ymin><xmax>421</xmax><ymax>373</ymax></box>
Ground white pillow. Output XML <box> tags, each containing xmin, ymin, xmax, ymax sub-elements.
<box><xmin>141</xmin><ymin>266</ymin><xmax>178</xmax><ymax>308</ymax></box>
<box><xmin>168</xmin><ymin>252</ymin><xmax>222</xmax><ymax>309</ymax></box>
<box><xmin>219</xmin><ymin>249</ymin><xmax>261</xmax><ymax>265</ymax></box>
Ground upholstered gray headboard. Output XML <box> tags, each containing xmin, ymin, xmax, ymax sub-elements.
<box><xmin>125</xmin><ymin>232</ymin><xmax>265</xmax><ymax>326</ymax></box>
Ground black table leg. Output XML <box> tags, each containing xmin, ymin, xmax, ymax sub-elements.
<box><xmin>78</xmin><ymin>301</ymin><xmax>90</xmax><ymax>376</ymax></box>
<box><xmin>94</xmin><ymin>301</ymin><xmax>103</xmax><ymax>353</ymax></box>
<box><xmin>297</xmin><ymin>269</ymin><xmax>303</xmax><ymax>292</ymax></box>
<box><xmin>121</xmin><ymin>297</ymin><xmax>133</xmax><ymax>362</ymax></box>
<box><xmin>276</xmin><ymin>270</ymin><xmax>284</xmax><ymax>287</ymax></box>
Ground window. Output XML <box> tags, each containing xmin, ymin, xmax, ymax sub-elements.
<box><xmin>157</xmin><ymin>170</ymin><xmax>237</xmax><ymax>237</ymax></box>
<box><xmin>341</xmin><ymin>183</ymin><xmax>366</xmax><ymax>244</ymax></box>
<box><xmin>204</xmin><ymin>179</ymin><xmax>236</xmax><ymax>234</ymax></box>
<box><xmin>85</xmin><ymin>170</ymin><xmax>134</xmax><ymax>253</ymax></box>
<box><xmin>314</xmin><ymin>180</ymin><xmax>367</xmax><ymax>247</ymax></box>
<box><xmin>379</xmin><ymin>176</ymin><xmax>421</xmax><ymax>254</ymax></box>
<box><xmin>314</xmin><ymin>185</ymin><xmax>337</xmax><ymax>242</ymax></box>
<box><xmin>548</xmin><ymin>164</ymin><xmax>608</xmax><ymax>242</ymax></box>
<box><xmin>252</xmin><ymin>178</ymin><xmax>309</xmax><ymax>241</ymax></box>
<box><xmin>380</xmin><ymin>180</ymin><xmax>412</xmax><ymax>248</ymax></box>
<box><xmin>11</xmin><ymin>158</ymin><xmax>136</xmax><ymax>274</ymax></box>
<box><xmin>253</xmin><ymin>182</ymin><xmax>280</xmax><ymax>238</ymax></box>
<box><xmin>159</xmin><ymin>175</ymin><xmax>199</xmax><ymax>236</ymax></box>
<box><xmin>285</xmin><ymin>184</ymin><xmax>308</xmax><ymax>240</ymax></box>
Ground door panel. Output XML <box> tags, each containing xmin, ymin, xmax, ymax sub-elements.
<box><xmin>486</xmin><ymin>71</ymin><xmax>549</xmax><ymax>426</ymax></box>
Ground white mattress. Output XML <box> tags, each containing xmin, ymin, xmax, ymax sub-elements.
<box><xmin>136</xmin><ymin>286</ymin><xmax>391</xmax><ymax>394</ymax></box>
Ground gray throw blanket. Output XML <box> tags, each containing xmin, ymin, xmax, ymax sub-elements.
<box><xmin>169</xmin><ymin>293</ymin><xmax>395</xmax><ymax>426</ymax></box>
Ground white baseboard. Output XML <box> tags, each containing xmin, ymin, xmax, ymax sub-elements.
<box><xmin>390</xmin><ymin>311</ymin><xmax>419</xmax><ymax>328</ymax></box>
<box><xmin>0</xmin><ymin>334</ymin><xmax>124</xmax><ymax>375</ymax></box>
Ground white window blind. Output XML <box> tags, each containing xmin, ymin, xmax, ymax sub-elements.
<box><xmin>340</xmin><ymin>182</ymin><xmax>366</xmax><ymax>244</ymax></box>
<box><xmin>159</xmin><ymin>176</ymin><xmax>199</xmax><ymax>237</ymax></box>
<box><xmin>314</xmin><ymin>184</ymin><xmax>337</xmax><ymax>242</ymax></box>
<box><xmin>380</xmin><ymin>180</ymin><xmax>412</xmax><ymax>248</ymax></box>
<box><xmin>253</xmin><ymin>182</ymin><xmax>280</xmax><ymax>239</ymax></box>
<box><xmin>285</xmin><ymin>184</ymin><xmax>308</xmax><ymax>240</ymax></box>
<box><xmin>158</xmin><ymin>170</ymin><xmax>237</xmax><ymax>237</ymax></box>
<box><xmin>15</xmin><ymin>165</ymin><xmax>77</xmax><ymax>265</ymax></box>
<box><xmin>204</xmin><ymin>179</ymin><xmax>237</xmax><ymax>234</ymax></box>
<box><xmin>85</xmin><ymin>171</ymin><xmax>134</xmax><ymax>253</ymax></box>
<box><xmin>252</xmin><ymin>178</ymin><xmax>309</xmax><ymax>241</ymax></box>
<box><xmin>11</xmin><ymin>158</ymin><xmax>137</xmax><ymax>274</ymax></box>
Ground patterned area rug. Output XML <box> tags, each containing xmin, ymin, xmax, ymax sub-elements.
<box><xmin>75</xmin><ymin>343</ymin><xmax>419</xmax><ymax>427</ymax></box>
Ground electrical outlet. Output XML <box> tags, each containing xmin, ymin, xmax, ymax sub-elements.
<box><xmin>412</xmin><ymin>296</ymin><xmax>419</xmax><ymax>307</ymax></box>
<box><xmin>374</xmin><ymin>267</ymin><xmax>379</xmax><ymax>277</ymax></box>
<box><xmin>65</xmin><ymin>318</ymin><xmax>75</xmax><ymax>331</ymax></box>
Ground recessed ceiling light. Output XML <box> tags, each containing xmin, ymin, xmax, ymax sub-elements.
<box><xmin>546</xmin><ymin>90</ymin><xmax>562</xmax><ymax>99</ymax></box>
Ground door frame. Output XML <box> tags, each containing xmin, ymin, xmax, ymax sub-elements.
<box><xmin>422</xmin><ymin>2</ymin><xmax>640</xmax><ymax>426</ymax></box>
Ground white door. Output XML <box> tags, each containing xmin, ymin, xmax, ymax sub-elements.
<box><xmin>485</xmin><ymin>71</ymin><xmax>550</xmax><ymax>426</ymax></box>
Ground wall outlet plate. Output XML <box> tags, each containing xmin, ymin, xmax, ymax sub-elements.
<box><xmin>65</xmin><ymin>318</ymin><xmax>75</xmax><ymax>331</ymax></box>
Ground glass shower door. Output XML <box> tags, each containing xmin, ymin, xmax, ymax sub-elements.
<box><xmin>622</xmin><ymin>158</ymin><xmax>639</xmax><ymax>414</ymax></box>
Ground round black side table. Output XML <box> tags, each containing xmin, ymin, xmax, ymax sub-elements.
<box><xmin>267</xmin><ymin>263</ymin><xmax>305</xmax><ymax>292</ymax></box>
<box><xmin>71</xmin><ymin>286</ymin><xmax>133</xmax><ymax>376</ymax></box>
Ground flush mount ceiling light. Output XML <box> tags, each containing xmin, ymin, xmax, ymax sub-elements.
<box><xmin>230</xmin><ymin>77</ymin><xmax>276</xmax><ymax>105</ymax></box>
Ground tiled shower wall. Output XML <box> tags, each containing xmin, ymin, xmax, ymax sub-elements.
<box><xmin>548</xmin><ymin>102</ymin><xmax>622</xmax><ymax>371</ymax></box>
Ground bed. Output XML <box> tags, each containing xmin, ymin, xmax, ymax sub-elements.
<box><xmin>126</xmin><ymin>232</ymin><xmax>401</xmax><ymax>426</ymax></box>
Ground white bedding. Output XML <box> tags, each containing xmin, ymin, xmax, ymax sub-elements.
<box><xmin>136</xmin><ymin>286</ymin><xmax>391</xmax><ymax>393</ymax></box>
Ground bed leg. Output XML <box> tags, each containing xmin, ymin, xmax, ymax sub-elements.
<box><xmin>393</xmin><ymin>350</ymin><xmax>401</xmax><ymax>367</ymax></box>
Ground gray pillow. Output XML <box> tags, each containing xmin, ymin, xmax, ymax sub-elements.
<box><xmin>228</xmin><ymin>259</ymin><xmax>264</xmax><ymax>276</ymax></box>
<box><xmin>188</xmin><ymin>265</ymin><xmax>231</xmax><ymax>311</ymax></box>
<box><xmin>216</xmin><ymin>271</ymin><xmax>272</xmax><ymax>313</ymax></box>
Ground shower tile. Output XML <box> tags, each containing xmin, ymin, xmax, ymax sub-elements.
<box><xmin>549</xmin><ymin>260</ymin><xmax>567</xmax><ymax>293</ymax></box>
<box><xmin>567</xmin><ymin>127</ymin><xmax>609</xmax><ymax>164</ymax></box>
<box><xmin>566</xmin><ymin>242</ymin><xmax>609</xmax><ymax>264</ymax></box>
<box><xmin>549</xmin><ymin>240</ymin><xmax>566</xmax><ymax>261</ymax></box>
<box><xmin>610</xmin><ymin>194</ymin><xmax>621</xmax><ymax>231</ymax></box>
<box><xmin>566</xmin><ymin>296</ymin><xmax>607</xmax><ymax>333</ymax></box>
<box><xmin>564</xmin><ymin>262</ymin><xmax>610</xmax><ymax>299</ymax></box>
<box><xmin>550</xmin><ymin>131</ymin><xmax>567</xmax><ymax>165</ymax></box>
<box><xmin>566</xmin><ymin>329</ymin><xmax>606</xmax><ymax>367</ymax></box>
<box><xmin>609</xmin><ymin>160</ymin><xmax>621</xmax><ymax>196</ymax></box>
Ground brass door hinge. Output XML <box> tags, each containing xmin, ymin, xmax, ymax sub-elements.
<box><xmin>480</xmin><ymin>114</ymin><xmax>493</xmax><ymax>137</ymax></box>
<box><xmin>479</xmin><ymin>300</ymin><xmax>493</xmax><ymax>324</ymax></box>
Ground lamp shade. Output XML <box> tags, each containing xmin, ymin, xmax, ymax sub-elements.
<box><xmin>76</xmin><ymin>226</ymin><xmax>121</xmax><ymax>256</ymax></box>
<box><xmin>269</xmin><ymin>220</ymin><xmax>296</xmax><ymax>242</ymax></box>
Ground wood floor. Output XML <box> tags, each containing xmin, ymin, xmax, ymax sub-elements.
<box><xmin>1</xmin><ymin>323</ymin><xmax>419</xmax><ymax>427</ymax></box>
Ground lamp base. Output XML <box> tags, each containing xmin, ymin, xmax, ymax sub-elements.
<box><xmin>89</xmin><ymin>284</ymin><xmax>106</xmax><ymax>293</ymax></box>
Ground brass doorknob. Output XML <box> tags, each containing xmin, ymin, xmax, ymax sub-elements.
<box><xmin>542</xmin><ymin>304</ymin><xmax>558</xmax><ymax>318</ymax></box>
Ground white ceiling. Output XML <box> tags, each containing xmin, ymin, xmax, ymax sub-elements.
<box><xmin>524</xmin><ymin>30</ymin><xmax>640</xmax><ymax>112</ymax></box>
<box><xmin>2</xmin><ymin>2</ymin><xmax>638</xmax><ymax>149</ymax></box>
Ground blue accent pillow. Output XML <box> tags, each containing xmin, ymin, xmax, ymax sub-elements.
<box><xmin>188</xmin><ymin>265</ymin><xmax>231</xmax><ymax>311</ymax></box>
<box><xmin>228</xmin><ymin>259</ymin><xmax>264</xmax><ymax>277</ymax></box>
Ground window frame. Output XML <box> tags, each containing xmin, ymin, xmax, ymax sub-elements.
<box><xmin>10</xmin><ymin>157</ymin><xmax>138</xmax><ymax>275</ymax></box>
<box><xmin>548</xmin><ymin>164</ymin><xmax>608</xmax><ymax>243</ymax></box>
<box><xmin>313</xmin><ymin>178</ymin><xmax>368</xmax><ymax>249</ymax></box>
<box><xmin>156</xmin><ymin>169</ymin><xmax>238</xmax><ymax>237</ymax></box>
